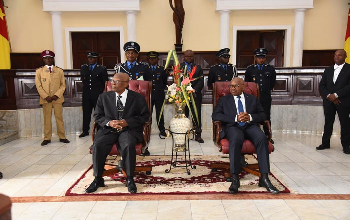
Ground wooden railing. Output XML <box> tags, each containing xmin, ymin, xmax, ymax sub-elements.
<box><xmin>0</xmin><ymin>67</ymin><xmax>326</xmax><ymax>110</ymax></box>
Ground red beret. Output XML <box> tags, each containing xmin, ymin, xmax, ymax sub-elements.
<box><xmin>41</xmin><ymin>50</ymin><xmax>55</xmax><ymax>58</ymax></box>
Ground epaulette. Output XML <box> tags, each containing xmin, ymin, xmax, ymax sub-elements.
<box><xmin>36</xmin><ymin>66</ymin><xmax>44</xmax><ymax>70</ymax></box>
<box><xmin>140</xmin><ymin>61</ymin><xmax>148</xmax><ymax>65</ymax></box>
<box><xmin>247</xmin><ymin>64</ymin><xmax>255</xmax><ymax>68</ymax></box>
<box><xmin>81</xmin><ymin>64</ymin><xmax>88</xmax><ymax>67</ymax></box>
<box><xmin>55</xmin><ymin>66</ymin><xmax>63</xmax><ymax>70</ymax></box>
<box><xmin>210</xmin><ymin>64</ymin><xmax>219</xmax><ymax>68</ymax></box>
<box><xmin>228</xmin><ymin>64</ymin><xmax>233</xmax><ymax>66</ymax></box>
<box><xmin>114</xmin><ymin>63</ymin><xmax>122</xmax><ymax>70</ymax></box>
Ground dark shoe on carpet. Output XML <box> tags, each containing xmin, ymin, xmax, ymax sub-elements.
<box><xmin>195</xmin><ymin>135</ymin><xmax>204</xmax><ymax>143</ymax></box>
<box><xmin>258</xmin><ymin>177</ymin><xmax>280</xmax><ymax>194</ymax></box>
<box><xmin>229</xmin><ymin>178</ymin><xmax>240</xmax><ymax>194</ymax></box>
<box><xmin>79</xmin><ymin>132</ymin><xmax>89</xmax><ymax>138</ymax></box>
<box><xmin>59</xmin><ymin>139</ymin><xmax>70</xmax><ymax>143</ymax></box>
<box><xmin>85</xmin><ymin>178</ymin><xmax>105</xmax><ymax>193</ymax></box>
<box><xmin>316</xmin><ymin>144</ymin><xmax>330</xmax><ymax>150</ymax></box>
<box><xmin>159</xmin><ymin>130</ymin><xmax>167</xmax><ymax>137</ymax></box>
<box><xmin>270</xmin><ymin>139</ymin><xmax>274</xmax><ymax>144</ymax></box>
<box><xmin>143</xmin><ymin>148</ymin><xmax>150</xmax><ymax>156</ymax></box>
<box><xmin>343</xmin><ymin>147</ymin><xmax>350</xmax><ymax>154</ymax></box>
<box><xmin>126</xmin><ymin>179</ymin><xmax>137</xmax><ymax>194</ymax></box>
<box><xmin>41</xmin><ymin>140</ymin><xmax>51</xmax><ymax>146</ymax></box>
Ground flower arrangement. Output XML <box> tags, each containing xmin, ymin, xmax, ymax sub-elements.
<box><xmin>158</xmin><ymin>50</ymin><xmax>199</xmax><ymax>124</ymax></box>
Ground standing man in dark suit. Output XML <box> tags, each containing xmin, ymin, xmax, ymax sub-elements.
<box><xmin>114</xmin><ymin>41</ymin><xmax>147</xmax><ymax>80</ymax></box>
<box><xmin>144</xmin><ymin>51</ymin><xmax>168</xmax><ymax>140</ymax></box>
<box><xmin>180</xmin><ymin>50</ymin><xmax>204</xmax><ymax>143</ymax></box>
<box><xmin>79</xmin><ymin>52</ymin><xmax>109</xmax><ymax>138</ymax></box>
<box><xmin>212</xmin><ymin>77</ymin><xmax>279</xmax><ymax>194</ymax></box>
<box><xmin>244</xmin><ymin>48</ymin><xmax>276</xmax><ymax>143</ymax></box>
<box><xmin>85</xmin><ymin>72</ymin><xmax>150</xmax><ymax>194</ymax></box>
<box><xmin>208</xmin><ymin>48</ymin><xmax>237</xmax><ymax>90</ymax></box>
<box><xmin>317</xmin><ymin>49</ymin><xmax>350</xmax><ymax>154</ymax></box>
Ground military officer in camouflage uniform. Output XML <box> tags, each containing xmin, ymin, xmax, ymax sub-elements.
<box><xmin>114</xmin><ymin>41</ymin><xmax>147</xmax><ymax>80</ymax></box>
<box><xmin>208</xmin><ymin>48</ymin><xmax>238</xmax><ymax>90</ymax></box>
<box><xmin>144</xmin><ymin>51</ymin><xmax>168</xmax><ymax>141</ymax></box>
<box><xmin>244</xmin><ymin>48</ymin><xmax>276</xmax><ymax>143</ymax></box>
<box><xmin>79</xmin><ymin>52</ymin><xmax>109</xmax><ymax>138</ymax></box>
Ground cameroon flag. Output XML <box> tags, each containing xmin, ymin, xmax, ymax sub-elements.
<box><xmin>345</xmin><ymin>8</ymin><xmax>350</xmax><ymax>63</ymax></box>
<box><xmin>0</xmin><ymin>0</ymin><xmax>10</xmax><ymax>69</ymax></box>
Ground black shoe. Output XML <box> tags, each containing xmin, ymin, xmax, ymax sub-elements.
<box><xmin>343</xmin><ymin>147</ymin><xmax>350</xmax><ymax>154</ymax></box>
<box><xmin>270</xmin><ymin>139</ymin><xmax>275</xmax><ymax>144</ymax></box>
<box><xmin>195</xmin><ymin>135</ymin><xmax>204</xmax><ymax>143</ymax></box>
<box><xmin>79</xmin><ymin>132</ymin><xmax>89</xmax><ymax>138</ymax></box>
<box><xmin>41</xmin><ymin>140</ymin><xmax>51</xmax><ymax>146</ymax></box>
<box><xmin>159</xmin><ymin>130</ymin><xmax>167</xmax><ymax>137</ymax></box>
<box><xmin>316</xmin><ymin>144</ymin><xmax>330</xmax><ymax>150</ymax></box>
<box><xmin>59</xmin><ymin>139</ymin><xmax>70</xmax><ymax>143</ymax></box>
<box><xmin>258</xmin><ymin>177</ymin><xmax>280</xmax><ymax>194</ymax></box>
<box><xmin>126</xmin><ymin>179</ymin><xmax>137</xmax><ymax>193</ymax></box>
<box><xmin>229</xmin><ymin>178</ymin><xmax>240</xmax><ymax>194</ymax></box>
<box><xmin>0</xmin><ymin>172</ymin><xmax>3</xmax><ymax>179</ymax></box>
<box><xmin>85</xmin><ymin>178</ymin><xmax>105</xmax><ymax>193</ymax></box>
<box><xmin>143</xmin><ymin>148</ymin><xmax>150</xmax><ymax>156</ymax></box>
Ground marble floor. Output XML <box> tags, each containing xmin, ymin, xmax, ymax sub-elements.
<box><xmin>0</xmin><ymin>131</ymin><xmax>350</xmax><ymax>220</ymax></box>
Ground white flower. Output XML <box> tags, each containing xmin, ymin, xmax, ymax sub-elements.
<box><xmin>186</xmin><ymin>85</ymin><xmax>194</xmax><ymax>92</ymax></box>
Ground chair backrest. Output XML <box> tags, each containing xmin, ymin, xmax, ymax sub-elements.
<box><xmin>213</xmin><ymin>81</ymin><xmax>260</xmax><ymax>107</ymax></box>
<box><xmin>105</xmin><ymin>80</ymin><xmax>152</xmax><ymax>115</ymax></box>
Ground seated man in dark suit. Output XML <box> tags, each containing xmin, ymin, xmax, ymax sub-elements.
<box><xmin>85</xmin><ymin>72</ymin><xmax>150</xmax><ymax>194</ymax></box>
<box><xmin>212</xmin><ymin>77</ymin><xmax>279</xmax><ymax>194</ymax></box>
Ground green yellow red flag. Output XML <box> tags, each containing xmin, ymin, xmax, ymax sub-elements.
<box><xmin>0</xmin><ymin>0</ymin><xmax>11</xmax><ymax>69</ymax></box>
<box><xmin>345</xmin><ymin>8</ymin><xmax>350</xmax><ymax>63</ymax></box>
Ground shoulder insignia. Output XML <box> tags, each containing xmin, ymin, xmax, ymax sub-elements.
<box><xmin>36</xmin><ymin>66</ymin><xmax>44</xmax><ymax>70</ymax></box>
<box><xmin>81</xmin><ymin>64</ymin><xmax>88</xmax><ymax>67</ymax></box>
<box><xmin>247</xmin><ymin>64</ymin><xmax>255</xmax><ymax>68</ymax></box>
<box><xmin>55</xmin><ymin>66</ymin><xmax>63</xmax><ymax>70</ymax></box>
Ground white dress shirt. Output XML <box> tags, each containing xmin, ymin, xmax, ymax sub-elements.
<box><xmin>106</xmin><ymin>89</ymin><xmax>128</xmax><ymax>126</ymax></box>
<box><xmin>333</xmin><ymin>63</ymin><xmax>344</xmax><ymax>83</ymax></box>
<box><xmin>233</xmin><ymin>94</ymin><xmax>252</xmax><ymax>122</ymax></box>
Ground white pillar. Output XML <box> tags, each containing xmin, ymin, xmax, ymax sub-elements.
<box><xmin>219</xmin><ymin>10</ymin><xmax>231</xmax><ymax>49</ymax></box>
<box><xmin>126</xmin><ymin>11</ymin><xmax>137</xmax><ymax>42</ymax></box>
<box><xmin>292</xmin><ymin>9</ymin><xmax>306</xmax><ymax>67</ymax></box>
<box><xmin>50</xmin><ymin>11</ymin><xmax>64</xmax><ymax>68</ymax></box>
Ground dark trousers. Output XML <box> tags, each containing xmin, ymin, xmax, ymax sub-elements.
<box><xmin>260</xmin><ymin>94</ymin><xmax>272</xmax><ymax>136</ymax></box>
<box><xmin>185</xmin><ymin>98</ymin><xmax>202</xmax><ymax>135</ymax></box>
<box><xmin>225</xmin><ymin>125</ymin><xmax>270</xmax><ymax>174</ymax></box>
<box><xmin>322</xmin><ymin>103</ymin><xmax>350</xmax><ymax>148</ymax></box>
<box><xmin>92</xmin><ymin>130</ymin><xmax>137</xmax><ymax>177</ymax></box>
<box><xmin>82</xmin><ymin>95</ymin><xmax>99</xmax><ymax>133</ymax></box>
<box><xmin>152</xmin><ymin>99</ymin><xmax>165</xmax><ymax>131</ymax></box>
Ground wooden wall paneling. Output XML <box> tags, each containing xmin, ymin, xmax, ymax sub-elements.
<box><xmin>0</xmin><ymin>70</ymin><xmax>17</xmax><ymax>110</ymax></box>
<box><xmin>302</xmin><ymin>50</ymin><xmax>335</xmax><ymax>67</ymax></box>
<box><xmin>271</xmin><ymin>75</ymin><xmax>292</xmax><ymax>105</ymax></box>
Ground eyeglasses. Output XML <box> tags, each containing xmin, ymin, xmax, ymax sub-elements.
<box><xmin>228</xmin><ymin>84</ymin><xmax>242</xmax><ymax>89</ymax></box>
<box><xmin>110</xmin><ymin>79</ymin><xmax>128</xmax><ymax>84</ymax></box>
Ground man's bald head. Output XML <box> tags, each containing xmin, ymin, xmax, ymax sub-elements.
<box><xmin>114</xmin><ymin>72</ymin><xmax>130</xmax><ymax>82</ymax></box>
<box><xmin>334</xmin><ymin>49</ymin><xmax>347</xmax><ymax>65</ymax></box>
<box><xmin>184</xmin><ymin>50</ymin><xmax>194</xmax><ymax>64</ymax></box>
<box><xmin>229</xmin><ymin>77</ymin><xmax>245</xmax><ymax>96</ymax></box>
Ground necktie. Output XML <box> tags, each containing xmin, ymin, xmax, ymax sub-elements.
<box><xmin>237</xmin><ymin>96</ymin><xmax>246</xmax><ymax>126</ymax></box>
<box><xmin>89</xmin><ymin>65</ymin><xmax>93</xmax><ymax>71</ymax></box>
<box><xmin>152</xmin><ymin>66</ymin><xmax>156</xmax><ymax>71</ymax></box>
<box><xmin>128</xmin><ymin>63</ymin><xmax>133</xmax><ymax>70</ymax></box>
<box><xmin>49</xmin><ymin>67</ymin><xmax>52</xmax><ymax>73</ymax></box>
<box><xmin>117</xmin><ymin>95</ymin><xmax>124</xmax><ymax>120</ymax></box>
<box><xmin>224</xmin><ymin>65</ymin><xmax>227</xmax><ymax>71</ymax></box>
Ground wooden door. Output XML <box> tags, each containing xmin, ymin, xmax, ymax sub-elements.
<box><xmin>236</xmin><ymin>30</ymin><xmax>284</xmax><ymax>68</ymax></box>
<box><xmin>72</xmin><ymin>32</ymin><xmax>120</xmax><ymax>69</ymax></box>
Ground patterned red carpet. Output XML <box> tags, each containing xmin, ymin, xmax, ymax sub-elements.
<box><xmin>66</xmin><ymin>155</ymin><xmax>290</xmax><ymax>196</ymax></box>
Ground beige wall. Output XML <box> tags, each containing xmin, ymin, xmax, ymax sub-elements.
<box><xmin>4</xmin><ymin>0</ymin><xmax>349</xmax><ymax>68</ymax></box>
<box><xmin>304</xmin><ymin>0</ymin><xmax>348</xmax><ymax>50</ymax></box>
<box><xmin>5</xmin><ymin>0</ymin><xmax>53</xmax><ymax>52</ymax></box>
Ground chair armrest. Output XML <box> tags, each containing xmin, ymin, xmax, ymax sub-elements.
<box><xmin>259</xmin><ymin>120</ymin><xmax>272</xmax><ymax>141</ymax></box>
<box><xmin>213</xmin><ymin>120</ymin><xmax>223</xmax><ymax>151</ymax></box>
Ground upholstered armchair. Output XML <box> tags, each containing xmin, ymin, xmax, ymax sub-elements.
<box><xmin>211</xmin><ymin>81</ymin><xmax>274</xmax><ymax>179</ymax></box>
<box><xmin>90</xmin><ymin>80</ymin><xmax>153</xmax><ymax>177</ymax></box>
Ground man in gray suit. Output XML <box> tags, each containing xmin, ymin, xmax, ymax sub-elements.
<box><xmin>85</xmin><ymin>72</ymin><xmax>150</xmax><ymax>194</ymax></box>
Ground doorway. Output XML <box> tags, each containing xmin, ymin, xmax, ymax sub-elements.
<box><xmin>236</xmin><ymin>30</ymin><xmax>285</xmax><ymax>68</ymax></box>
<box><xmin>71</xmin><ymin>32</ymin><xmax>121</xmax><ymax>69</ymax></box>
